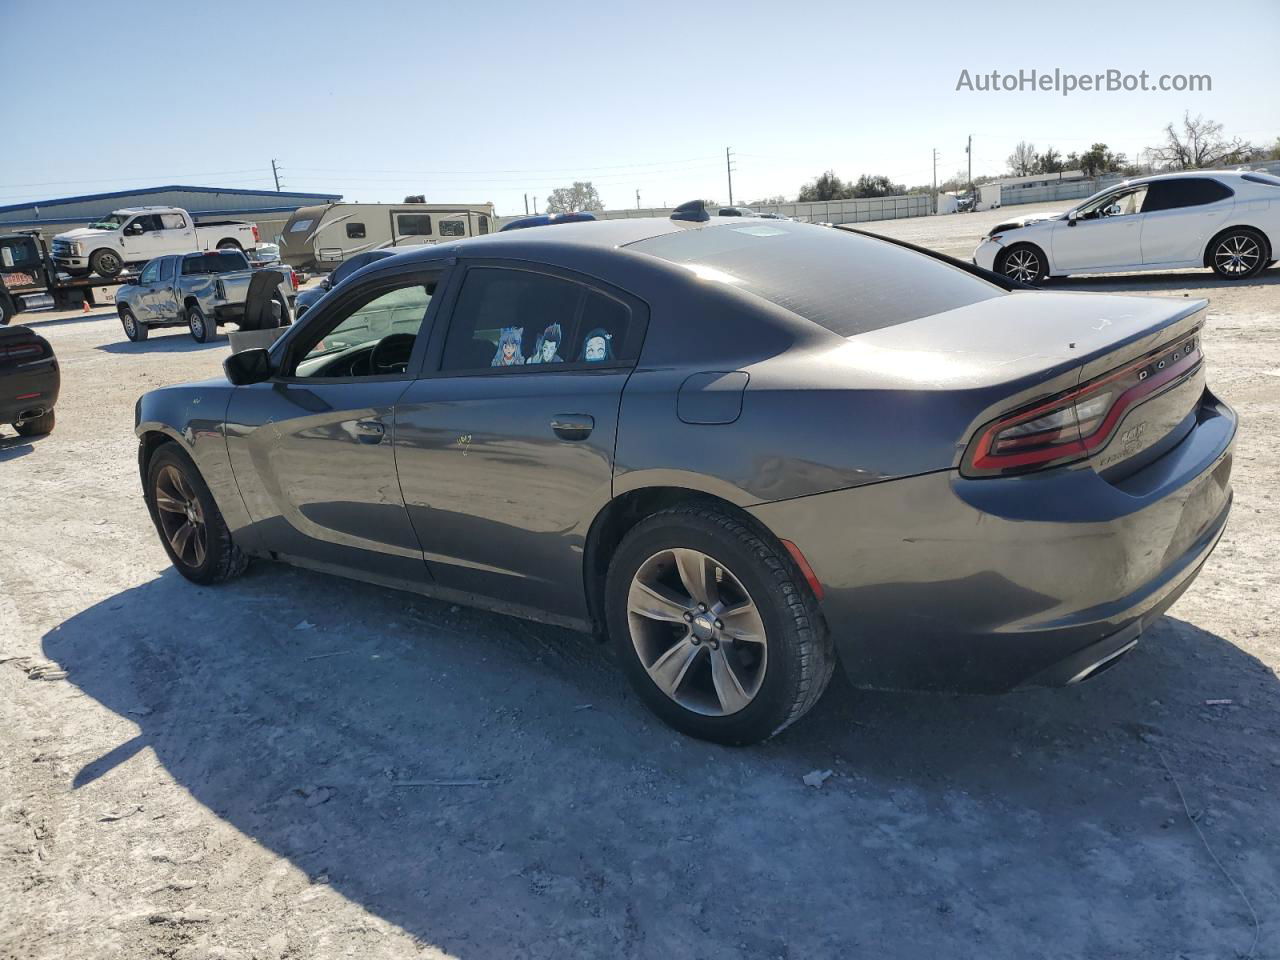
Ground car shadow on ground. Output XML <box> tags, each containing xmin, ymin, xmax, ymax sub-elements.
<box><xmin>43</xmin><ymin>566</ymin><xmax>1280</xmax><ymax>958</ymax></box>
<box><xmin>96</xmin><ymin>335</ymin><xmax>229</xmax><ymax>355</ymax></box>
<box><xmin>0</xmin><ymin>431</ymin><xmax>47</xmax><ymax>460</ymax></box>
<box><xmin>13</xmin><ymin>310</ymin><xmax>117</xmax><ymax>328</ymax></box>
<box><xmin>1044</xmin><ymin>268</ymin><xmax>1280</xmax><ymax>294</ymax></box>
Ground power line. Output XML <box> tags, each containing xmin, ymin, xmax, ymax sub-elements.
<box><xmin>288</xmin><ymin>155</ymin><xmax>724</xmax><ymax>176</ymax></box>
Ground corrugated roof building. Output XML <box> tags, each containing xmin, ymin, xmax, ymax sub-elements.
<box><xmin>0</xmin><ymin>185</ymin><xmax>343</xmax><ymax>245</ymax></box>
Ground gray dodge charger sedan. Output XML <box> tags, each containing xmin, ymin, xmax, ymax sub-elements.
<box><xmin>135</xmin><ymin>213</ymin><xmax>1235</xmax><ymax>744</ymax></box>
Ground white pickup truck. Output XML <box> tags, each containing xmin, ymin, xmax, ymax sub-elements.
<box><xmin>51</xmin><ymin>206</ymin><xmax>260</xmax><ymax>279</ymax></box>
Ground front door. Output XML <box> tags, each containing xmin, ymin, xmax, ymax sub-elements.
<box><xmin>131</xmin><ymin>259</ymin><xmax>164</xmax><ymax>322</ymax></box>
<box><xmin>393</xmin><ymin>263</ymin><xmax>644</xmax><ymax>621</ymax></box>
<box><xmin>1051</xmin><ymin>185</ymin><xmax>1147</xmax><ymax>271</ymax></box>
<box><xmin>225</xmin><ymin>267</ymin><xmax>445</xmax><ymax>583</ymax></box>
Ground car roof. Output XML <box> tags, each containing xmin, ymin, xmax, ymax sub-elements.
<box><xmin>1116</xmin><ymin>169</ymin><xmax>1255</xmax><ymax>187</ymax></box>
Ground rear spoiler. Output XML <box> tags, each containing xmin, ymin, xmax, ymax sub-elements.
<box><xmin>834</xmin><ymin>225</ymin><xmax>1035</xmax><ymax>292</ymax></box>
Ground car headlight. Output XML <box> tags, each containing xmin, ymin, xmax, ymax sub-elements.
<box><xmin>70</xmin><ymin>242</ymin><xmax>84</xmax><ymax>255</ymax></box>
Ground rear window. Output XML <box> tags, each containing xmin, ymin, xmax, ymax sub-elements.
<box><xmin>626</xmin><ymin>222</ymin><xmax>1001</xmax><ymax>337</ymax></box>
<box><xmin>182</xmin><ymin>251</ymin><xmax>249</xmax><ymax>275</ymax></box>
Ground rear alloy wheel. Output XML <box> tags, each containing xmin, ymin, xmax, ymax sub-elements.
<box><xmin>216</xmin><ymin>239</ymin><xmax>242</xmax><ymax>251</ymax></box>
<box><xmin>998</xmin><ymin>244</ymin><xmax>1048</xmax><ymax>285</ymax></box>
<box><xmin>607</xmin><ymin>505</ymin><xmax>835</xmax><ymax>744</ymax></box>
<box><xmin>145</xmin><ymin>444</ymin><xmax>248</xmax><ymax>585</ymax></box>
<box><xmin>1210</xmin><ymin>229</ymin><xmax>1267</xmax><ymax>280</ymax></box>
<box><xmin>119</xmin><ymin>306</ymin><xmax>147</xmax><ymax>341</ymax></box>
<box><xmin>187</xmin><ymin>303</ymin><xmax>213</xmax><ymax>343</ymax></box>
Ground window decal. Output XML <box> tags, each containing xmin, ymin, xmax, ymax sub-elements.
<box><xmin>492</xmin><ymin>326</ymin><xmax>525</xmax><ymax>366</ymax></box>
<box><xmin>527</xmin><ymin>323</ymin><xmax>564</xmax><ymax>364</ymax></box>
<box><xmin>582</xmin><ymin>327</ymin><xmax>614</xmax><ymax>363</ymax></box>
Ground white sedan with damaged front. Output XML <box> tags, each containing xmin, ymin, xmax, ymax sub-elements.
<box><xmin>973</xmin><ymin>170</ymin><xmax>1279</xmax><ymax>284</ymax></box>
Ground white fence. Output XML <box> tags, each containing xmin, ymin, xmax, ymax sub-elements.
<box><xmin>999</xmin><ymin>176</ymin><xmax>1126</xmax><ymax>206</ymax></box>
<box><xmin>595</xmin><ymin>193</ymin><xmax>933</xmax><ymax>226</ymax></box>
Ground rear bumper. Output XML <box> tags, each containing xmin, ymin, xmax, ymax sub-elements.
<box><xmin>748</xmin><ymin>388</ymin><xmax>1236</xmax><ymax>693</ymax></box>
<box><xmin>0</xmin><ymin>357</ymin><xmax>60</xmax><ymax>423</ymax></box>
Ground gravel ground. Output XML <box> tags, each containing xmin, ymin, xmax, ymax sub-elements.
<box><xmin>3</xmin><ymin>206</ymin><xmax>1278</xmax><ymax>959</ymax></box>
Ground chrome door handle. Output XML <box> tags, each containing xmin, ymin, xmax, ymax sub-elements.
<box><xmin>551</xmin><ymin>415</ymin><xmax>594</xmax><ymax>441</ymax></box>
<box><xmin>355</xmin><ymin>420</ymin><xmax>386</xmax><ymax>444</ymax></box>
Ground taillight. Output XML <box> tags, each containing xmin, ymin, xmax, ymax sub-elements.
<box><xmin>252</xmin><ymin>225</ymin><xmax>260</xmax><ymax>243</ymax></box>
<box><xmin>962</xmin><ymin>333</ymin><xmax>1202</xmax><ymax>477</ymax></box>
<box><xmin>0</xmin><ymin>341</ymin><xmax>45</xmax><ymax>362</ymax></box>
<box><xmin>289</xmin><ymin>268</ymin><xmax>298</xmax><ymax>291</ymax></box>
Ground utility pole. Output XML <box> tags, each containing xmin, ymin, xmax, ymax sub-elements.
<box><xmin>271</xmin><ymin>159</ymin><xmax>281</xmax><ymax>192</ymax></box>
<box><xmin>725</xmin><ymin>147</ymin><xmax>735</xmax><ymax>205</ymax></box>
<box><xmin>636</xmin><ymin>189</ymin><xmax>641</xmax><ymax>210</ymax></box>
<box><xmin>533</xmin><ymin>196</ymin><xmax>538</xmax><ymax>215</ymax></box>
<box><xmin>524</xmin><ymin>194</ymin><xmax>529</xmax><ymax>215</ymax></box>
<box><xmin>932</xmin><ymin>148</ymin><xmax>939</xmax><ymax>195</ymax></box>
<box><xmin>966</xmin><ymin>135</ymin><xmax>972</xmax><ymax>192</ymax></box>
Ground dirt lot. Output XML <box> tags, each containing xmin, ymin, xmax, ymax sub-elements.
<box><xmin>3</xmin><ymin>205</ymin><xmax>1278</xmax><ymax>959</ymax></box>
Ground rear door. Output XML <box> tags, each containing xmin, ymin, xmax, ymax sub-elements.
<box><xmin>224</xmin><ymin>264</ymin><xmax>447</xmax><ymax>584</ymax></box>
<box><xmin>392</xmin><ymin>262</ymin><xmax>646</xmax><ymax>620</ymax></box>
<box><xmin>1140</xmin><ymin>178</ymin><xmax>1235</xmax><ymax>265</ymax></box>
<box><xmin>160</xmin><ymin>211</ymin><xmax>197</xmax><ymax>254</ymax></box>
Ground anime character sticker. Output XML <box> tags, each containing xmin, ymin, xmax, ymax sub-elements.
<box><xmin>581</xmin><ymin>327</ymin><xmax>614</xmax><ymax>363</ymax></box>
<box><xmin>527</xmin><ymin>322</ymin><xmax>564</xmax><ymax>364</ymax></box>
<box><xmin>492</xmin><ymin>326</ymin><xmax>525</xmax><ymax>366</ymax></box>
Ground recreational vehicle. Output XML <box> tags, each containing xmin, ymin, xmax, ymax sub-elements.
<box><xmin>277</xmin><ymin>202</ymin><xmax>497</xmax><ymax>271</ymax></box>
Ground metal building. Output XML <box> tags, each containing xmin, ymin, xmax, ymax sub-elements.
<box><xmin>0</xmin><ymin>185</ymin><xmax>343</xmax><ymax>246</ymax></box>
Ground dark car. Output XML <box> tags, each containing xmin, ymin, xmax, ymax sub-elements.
<box><xmin>134</xmin><ymin>216</ymin><xmax>1235</xmax><ymax>744</ymax></box>
<box><xmin>1</xmin><ymin>324</ymin><xmax>58</xmax><ymax>436</ymax></box>
<box><xmin>293</xmin><ymin>249</ymin><xmax>401</xmax><ymax>318</ymax></box>
<box><xmin>500</xmin><ymin>212</ymin><xmax>598</xmax><ymax>232</ymax></box>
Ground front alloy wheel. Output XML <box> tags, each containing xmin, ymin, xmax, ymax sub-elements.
<box><xmin>628</xmin><ymin>548</ymin><xmax>768</xmax><ymax>717</ymax></box>
<box><xmin>144</xmin><ymin>444</ymin><xmax>248</xmax><ymax>585</ymax></box>
<box><xmin>153</xmin><ymin>464</ymin><xmax>208</xmax><ymax>568</ymax></box>
<box><xmin>999</xmin><ymin>244</ymin><xmax>1047</xmax><ymax>285</ymax></box>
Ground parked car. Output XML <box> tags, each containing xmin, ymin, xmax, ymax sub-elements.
<box><xmin>135</xmin><ymin>216</ymin><xmax>1235</xmax><ymax>744</ymax></box>
<box><xmin>115</xmin><ymin>251</ymin><xmax>293</xmax><ymax>343</ymax></box>
<box><xmin>52</xmin><ymin>207</ymin><xmax>260</xmax><ymax>279</ymax></box>
<box><xmin>500</xmin><ymin>212</ymin><xmax>598</xmax><ymax>232</ymax></box>
<box><xmin>294</xmin><ymin>249</ymin><xmax>400</xmax><ymax>318</ymax></box>
<box><xmin>1</xmin><ymin>324</ymin><xmax>58</xmax><ymax>436</ymax></box>
<box><xmin>974</xmin><ymin>170</ymin><xmax>1280</xmax><ymax>284</ymax></box>
<box><xmin>716</xmin><ymin>206</ymin><xmax>759</xmax><ymax>217</ymax></box>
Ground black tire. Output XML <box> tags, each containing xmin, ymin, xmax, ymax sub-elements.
<box><xmin>272</xmin><ymin>293</ymin><xmax>289</xmax><ymax>327</ymax></box>
<box><xmin>14</xmin><ymin>408</ymin><xmax>55</xmax><ymax>436</ymax></box>
<box><xmin>1208</xmin><ymin>228</ymin><xmax>1268</xmax><ymax>280</ymax></box>
<box><xmin>606</xmin><ymin>504</ymin><xmax>835</xmax><ymax>745</ymax></box>
<box><xmin>187</xmin><ymin>303</ymin><xmax>213</xmax><ymax>343</ymax></box>
<box><xmin>90</xmin><ymin>248</ymin><xmax>124</xmax><ymax>279</ymax></box>
<box><xmin>216</xmin><ymin>239</ymin><xmax>242</xmax><ymax>251</ymax></box>
<box><xmin>119</xmin><ymin>306</ymin><xmax>147</xmax><ymax>341</ymax></box>
<box><xmin>144</xmin><ymin>442</ymin><xmax>248</xmax><ymax>585</ymax></box>
<box><xmin>997</xmin><ymin>243</ymin><xmax>1048</xmax><ymax>285</ymax></box>
<box><xmin>0</xmin><ymin>296</ymin><xmax>13</xmax><ymax>326</ymax></box>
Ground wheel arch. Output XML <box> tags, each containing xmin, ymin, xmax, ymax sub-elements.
<box><xmin>216</xmin><ymin>238</ymin><xmax>242</xmax><ymax>250</ymax></box>
<box><xmin>184</xmin><ymin>295</ymin><xmax>202</xmax><ymax>313</ymax></box>
<box><xmin>998</xmin><ymin>239</ymin><xmax>1050</xmax><ymax>272</ymax></box>
<box><xmin>582</xmin><ymin>486</ymin><xmax>782</xmax><ymax>637</ymax></box>
<box><xmin>1202</xmin><ymin>224</ymin><xmax>1272</xmax><ymax>267</ymax></box>
<box><xmin>137</xmin><ymin>427</ymin><xmax>181</xmax><ymax>487</ymax></box>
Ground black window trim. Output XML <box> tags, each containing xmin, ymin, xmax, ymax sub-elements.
<box><xmin>393</xmin><ymin>211</ymin><xmax>434</xmax><ymax>237</ymax></box>
<box><xmin>268</xmin><ymin>261</ymin><xmax>452</xmax><ymax>384</ymax></box>
<box><xmin>1142</xmin><ymin>176</ymin><xmax>1235</xmax><ymax>213</ymax></box>
<box><xmin>418</xmin><ymin>258</ymin><xmax>651</xmax><ymax>380</ymax></box>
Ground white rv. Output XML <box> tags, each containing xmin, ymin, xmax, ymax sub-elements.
<box><xmin>278</xmin><ymin>202</ymin><xmax>497</xmax><ymax>271</ymax></box>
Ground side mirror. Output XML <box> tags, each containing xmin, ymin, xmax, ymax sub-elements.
<box><xmin>1067</xmin><ymin>210</ymin><xmax>1079</xmax><ymax>226</ymax></box>
<box><xmin>223</xmin><ymin>347</ymin><xmax>274</xmax><ymax>385</ymax></box>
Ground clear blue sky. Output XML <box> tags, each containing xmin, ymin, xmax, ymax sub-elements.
<box><xmin>4</xmin><ymin>0</ymin><xmax>1277</xmax><ymax>215</ymax></box>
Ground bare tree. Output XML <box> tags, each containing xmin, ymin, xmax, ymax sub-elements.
<box><xmin>1007</xmin><ymin>141</ymin><xmax>1037</xmax><ymax>177</ymax></box>
<box><xmin>1148</xmin><ymin>113</ymin><xmax>1253</xmax><ymax>169</ymax></box>
<box><xmin>544</xmin><ymin>181</ymin><xmax>603</xmax><ymax>214</ymax></box>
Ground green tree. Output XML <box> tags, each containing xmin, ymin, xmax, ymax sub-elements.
<box><xmin>545</xmin><ymin>181</ymin><xmax>603</xmax><ymax>214</ymax></box>
<box><xmin>1034</xmin><ymin>148</ymin><xmax>1064</xmax><ymax>175</ymax></box>
<box><xmin>798</xmin><ymin>170</ymin><xmax>852</xmax><ymax>202</ymax></box>
<box><xmin>851</xmin><ymin>174</ymin><xmax>905</xmax><ymax>198</ymax></box>
<box><xmin>1077</xmin><ymin>143</ymin><xmax>1127</xmax><ymax>177</ymax></box>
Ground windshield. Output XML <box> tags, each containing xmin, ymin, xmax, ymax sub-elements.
<box><xmin>88</xmin><ymin>213</ymin><xmax>129</xmax><ymax>230</ymax></box>
<box><xmin>627</xmin><ymin>221</ymin><xmax>1001</xmax><ymax>337</ymax></box>
<box><xmin>302</xmin><ymin>283</ymin><xmax>434</xmax><ymax>361</ymax></box>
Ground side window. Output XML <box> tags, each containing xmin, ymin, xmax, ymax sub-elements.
<box><xmin>1144</xmin><ymin>178</ymin><xmax>1233</xmax><ymax>212</ymax></box>
<box><xmin>291</xmin><ymin>279</ymin><xmax>436</xmax><ymax>379</ymax></box>
<box><xmin>395</xmin><ymin>213</ymin><xmax>432</xmax><ymax>237</ymax></box>
<box><xmin>441</xmin><ymin>269</ymin><xmax>583</xmax><ymax>371</ymax></box>
<box><xmin>440</xmin><ymin>219</ymin><xmax>466</xmax><ymax>237</ymax></box>
<box><xmin>346</xmin><ymin>222</ymin><xmax>366</xmax><ymax>239</ymax></box>
<box><xmin>576</xmin><ymin>290</ymin><xmax>631</xmax><ymax>363</ymax></box>
<box><xmin>158</xmin><ymin>258</ymin><xmax>175</xmax><ymax>281</ymax></box>
<box><xmin>439</xmin><ymin>268</ymin><xmax>635</xmax><ymax>373</ymax></box>
<box><xmin>139</xmin><ymin>260</ymin><xmax>161</xmax><ymax>283</ymax></box>
<box><xmin>478</xmin><ymin>215</ymin><xmax>489</xmax><ymax>235</ymax></box>
<box><xmin>160</xmin><ymin>213</ymin><xmax>187</xmax><ymax>229</ymax></box>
